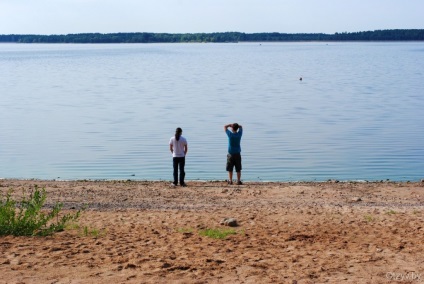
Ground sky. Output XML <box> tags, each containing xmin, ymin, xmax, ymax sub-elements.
<box><xmin>0</xmin><ymin>0</ymin><xmax>423</xmax><ymax>35</ymax></box>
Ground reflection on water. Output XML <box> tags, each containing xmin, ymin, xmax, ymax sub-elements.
<box><xmin>0</xmin><ymin>42</ymin><xmax>423</xmax><ymax>181</ymax></box>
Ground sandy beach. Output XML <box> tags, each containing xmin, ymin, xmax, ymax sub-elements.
<box><xmin>1</xmin><ymin>179</ymin><xmax>423</xmax><ymax>283</ymax></box>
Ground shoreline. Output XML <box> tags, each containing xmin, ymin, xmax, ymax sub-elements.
<box><xmin>2</xmin><ymin>177</ymin><xmax>423</xmax><ymax>183</ymax></box>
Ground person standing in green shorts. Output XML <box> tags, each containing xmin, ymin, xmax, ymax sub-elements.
<box><xmin>224</xmin><ymin>123</ymin><xmax>243</xmax><ymax>185</ymax></box>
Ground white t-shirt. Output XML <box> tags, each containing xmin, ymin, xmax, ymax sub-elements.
<box><xmin>169</xmin><ymin>136</ymin><xmax>187</xmax><ymax>157</ymax></box>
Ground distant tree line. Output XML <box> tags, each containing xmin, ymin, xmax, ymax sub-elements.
<box><xmin>1</xmin><ymin>30</ymin><xmax>423</xmax><ymax>43</ymax></box>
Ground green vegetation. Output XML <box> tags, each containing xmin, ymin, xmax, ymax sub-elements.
<box><xmin>1</xmin><ymin>29</ymin><xmax>423</xmax><ymax>43</ymax></box>
<box><xmin>176</xmin><ymin>227</ymin><xmax>194</xmax><ymax>233</ymax></box>
<box><xmin>177</xmin><ymin>227</ymin><xmax>239</xmax><ymax>239</ymax></box>
<box><xmin>0</xmin><ymin>186</ymin><xmax>82</xmax><ymax>236</ymax></box>
<box><xmin>64</xmin><ymin>223</ymin><xmax>106</xmax><ymax>238</ymax></box>
<box><xmin>387</xmin><ymin>210</ymin><xmax>397</xmax><ymax>215</ymax></box>
<box><xmin>198</xmin><ymin>228</ymin><xmax>237</xmax><ymax>239</ymax></box>
<box><xmin>81</xmin><ymin>226</ymin><xmax>106</xmax><ymax>238</ymax></box>
<box><xmin>364</xmin><ymin>215</ymin><xmax>374</xmax><ymax>222</ymax></box>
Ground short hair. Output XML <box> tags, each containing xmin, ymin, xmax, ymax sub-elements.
<box><xmin>232</xmin><ymin>123</ymin><xmax>239</xmax><ymax>131</ymax></box>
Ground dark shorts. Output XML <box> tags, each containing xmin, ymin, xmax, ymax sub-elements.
<box><xmin>226</xmin><ymin>153</ymin><xmax>242</xmax><ymax>172</ymax></box>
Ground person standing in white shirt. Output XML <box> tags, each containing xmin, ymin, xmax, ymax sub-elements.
<box><xmin>169</xmin><ymin>127</ymin><xmax>188</xmax><ymax>187</ymax></box>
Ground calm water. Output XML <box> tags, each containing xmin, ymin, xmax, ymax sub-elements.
<box><xmin>1</xmin><ymin>42</ymin><xmax>423</xmax><ymax>181</ymax></box>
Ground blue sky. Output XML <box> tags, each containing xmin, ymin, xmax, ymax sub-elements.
<box><xmin>1</xmin><ymin>0</ymin><xmax>423</xmax><ymax>35</ymax></box>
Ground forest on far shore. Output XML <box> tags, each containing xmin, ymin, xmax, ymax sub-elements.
<box><xmin>1</xmin><ymin>29</ymin><xmax>423</xmax><ymax>43</ymax></box>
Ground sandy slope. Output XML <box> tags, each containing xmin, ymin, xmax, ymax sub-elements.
<box><xmin>1</xmin><ymin>179</ymin><xmax>423</xmax><ymax>283</ymax></box>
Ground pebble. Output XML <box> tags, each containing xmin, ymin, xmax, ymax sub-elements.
<box><xmin>220</xmin><ymin>218</ymin><xmax>238</xmax><ymax>227</ymax></box>
<box><xmin>351</xmin><ymin>197</ymin><xmax>362</xmax><ymax>202</ymax></box>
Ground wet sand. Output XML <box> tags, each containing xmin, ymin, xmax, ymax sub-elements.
<box><xmin>1</xmin><ymin>179</ymin><xmax>423</xmax><ymax>283</ymax></box>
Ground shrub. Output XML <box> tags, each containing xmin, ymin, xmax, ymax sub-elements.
<box><xmin>0</xmin><ymin>186</ymin><xmax>81</xmax><ymax>236</ymax></box>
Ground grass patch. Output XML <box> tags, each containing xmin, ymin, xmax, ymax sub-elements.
<box><xmin>65</xmin><ymin>222</ymin><xmax>107</xmax><ymax>238</ymax></box>
<box><xmin>176</xmin><ymin>227</ymin><xmax>194</xmax><ymax>233</ymax></box>
<box><xmin>0</xmin><ymin>186</ymin><xmax>82</xmax><ymax>236</ymax></box>
<box><xmin>81</xmin><ymin>226</ymin><xmax>107</xmax><ymax>238</ymax></box>
<box><xmin>364</xmin><ymin>215</ymin><xmax>374</xmax><ymax>222</ymax></box>
<box><xmin>386</xmin><ymin>210</ymin><xmax>397</xmax><ymax>215</ymax></box>
<box><xmin>198</xmin><ymin>228</ymin><xmax>237</xmax><ymax>239</ymax></box>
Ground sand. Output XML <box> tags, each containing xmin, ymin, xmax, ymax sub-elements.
<box><xmin>1</xmin><ymin>179</ymin><xmax>423</xmax><ymax>284</ymax></box>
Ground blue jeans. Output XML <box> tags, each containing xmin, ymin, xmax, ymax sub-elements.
<box><xmin>173</xmin><ymin>157</ymin><xmax>185</xmax><ymax>185</ymax></box>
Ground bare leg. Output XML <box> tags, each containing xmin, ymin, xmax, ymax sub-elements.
<box><xmin>236</xmin><ymin>171</ymin><xmax>241</xmax><ymax>183</ymax></box>
<box><xmin>228</xmin><ymin>171</ymin><xmax>233</xmax><ymax>184</ymax></box>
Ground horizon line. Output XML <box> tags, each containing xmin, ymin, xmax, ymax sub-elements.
<box><xmin>2</xmin><ymin>28</ymin><xmax>424</xmax><ymax>36</ymax></box>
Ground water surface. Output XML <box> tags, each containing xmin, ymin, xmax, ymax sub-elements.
<box><xmin>1</xmin><ymin>42</ymin><xmax>423</xmax><ymax>181</ymax></box>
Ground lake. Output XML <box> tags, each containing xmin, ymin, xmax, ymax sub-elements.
<box><xmin>1</xmin><ymin>42</ymin><xmax>423</xmax><ymax>181</ymax></box>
